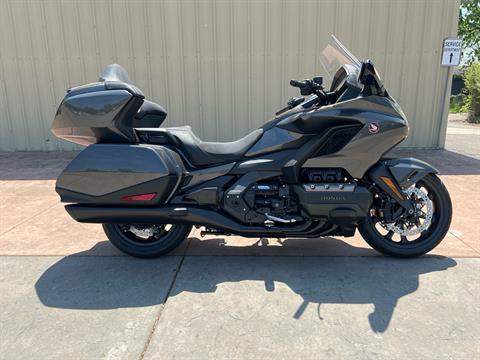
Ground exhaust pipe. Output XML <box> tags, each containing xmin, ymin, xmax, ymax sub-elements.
<box><xmin>65</xmin><ymin>204</ymin><xmax>319</xmax><ymax>237</ymax></box>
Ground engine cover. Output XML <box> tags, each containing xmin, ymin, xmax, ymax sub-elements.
<box><xmin>294</xmin><ymin>183</ymin><xmax>372</xmax><ymax>220</ymax></box>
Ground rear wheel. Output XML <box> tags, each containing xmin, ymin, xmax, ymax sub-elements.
<box><xmin>358</xmin><ymin>174</ymin><xmax>452</xmax><ymax>257</ymax></box>
<box><xmin>103</xmin><ymin>223</ymin><xmax>192</xmax><ymax>258</ymax></box>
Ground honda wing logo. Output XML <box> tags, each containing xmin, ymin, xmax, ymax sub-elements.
<box><xmin>368</xmin><ymin>122</ymin><xmax>380</xmax><ymax>134</ymax></box>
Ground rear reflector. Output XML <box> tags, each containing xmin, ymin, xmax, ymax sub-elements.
<box><xmin>120</xmin><ymin>193</ymin><xmax>157</xmax><ymax>201</ymax></box>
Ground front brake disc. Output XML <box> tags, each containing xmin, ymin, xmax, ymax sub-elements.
<box><xmin>385</xmin><ymin>187</ymin><xmax>433</xmax><ymax>237</ymax></box>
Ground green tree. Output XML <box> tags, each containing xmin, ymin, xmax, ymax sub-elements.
<box><xmin>459</xmin><ymin>0</ymin><xmax>480</xmax><ymax>62</ymax></box>
<box><xmin>462</xmin><ymin>63</ymin><xmax>480</xmax><ymax>123</ymax></box>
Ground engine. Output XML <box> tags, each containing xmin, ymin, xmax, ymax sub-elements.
<box><xmin>301</xmin><ymin>168</ymin><xmax>349</xmax><ymax>183</ymax></box>
<box><xmin>223</xmin><ymin>181</ymin><xmax>301</xmax><ymax>225</ymax></box>
<box><xmin>222</xmin><ymin>169</ymin><xmax>371</xmax><ymax>230</ymax></box>
<box><xmin>244</xmin><ymin>183</ymin><xmax>299</xmax><ymax>222</ymax></box>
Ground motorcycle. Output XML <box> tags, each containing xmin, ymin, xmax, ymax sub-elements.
<box><xmin>51</xmin><ymin>35</ymin><xmax>452</xmax><ymax>258</ymax></box>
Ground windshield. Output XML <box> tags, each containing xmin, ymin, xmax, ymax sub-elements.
<box><xmin>320</xmin><ymin>35</ymin><xmax>361</xmax><ymax>86</ymax></box>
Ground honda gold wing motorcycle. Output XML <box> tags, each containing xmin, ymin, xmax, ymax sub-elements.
<box><xmin>51</xmin><ymin>35</ymin><xmax>452</xmax><ymax>258</ymax></box>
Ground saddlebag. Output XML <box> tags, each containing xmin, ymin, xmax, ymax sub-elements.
<box><xmin>56</xmin><ymin>144</ymin><xmax>185</xmax><ymax>205</ymax></box>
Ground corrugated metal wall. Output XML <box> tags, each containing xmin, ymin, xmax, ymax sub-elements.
<box><xmin>0</xmin><ymin>0</ymin><xmax>459</xmax><ymax>151</ymax></box>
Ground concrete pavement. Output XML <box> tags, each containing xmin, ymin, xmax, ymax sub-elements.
<box><xmin>1</xmin><ymin>256</ymin><xmax>181</xmax><ymax>360</ymax></box>
<box><xmin>1</xmin><ymin>256</ymin><xmax>478</xmax><ymax>359</ymax></box>
<box><xmin>446</xmin><ymin>116</ymin><xmax>480</xmax><ymax>160</ymax></box>
<box><xmin>144</xmin><ymin>256</ymin><xmax>478</xmax><ymax>359</ymax></box>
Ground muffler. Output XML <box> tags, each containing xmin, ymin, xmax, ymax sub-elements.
<box><xmin>65</xmin><ymin>204</ymin><xmax>316</xmax><ymax>237</ymax></box>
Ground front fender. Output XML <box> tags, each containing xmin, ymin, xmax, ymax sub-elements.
<box><xmin>366</xmin><ymin>157</ymin><xmax>438</xmax><ymax>210</ymax></box>
<box><xmin>382</xmin><ymin>157</ymin><xmax>438</xmax><ymax>188</ymax></box>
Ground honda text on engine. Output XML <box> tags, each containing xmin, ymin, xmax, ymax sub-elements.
<box><xmin>51</xmin><ymin>36</ymin><xmax>452</xmax><ymax>258</ymax></box>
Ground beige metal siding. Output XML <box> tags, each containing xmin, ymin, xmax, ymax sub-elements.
<box><xmin>0</xmin><ymin>0</ymin><xmax>459</xmax><ymax>151</ymax></box>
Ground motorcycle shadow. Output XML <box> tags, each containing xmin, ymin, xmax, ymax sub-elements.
<box><xmin>35</xmin><ymin>237</ymin><xmax>457</xmax><ymax>333</ymax></box>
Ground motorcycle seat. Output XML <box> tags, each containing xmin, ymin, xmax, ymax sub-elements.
<box><xmin>165</xmin><ymin>126</ymin><xmax>263</xmax><ymax>167</ymax></box>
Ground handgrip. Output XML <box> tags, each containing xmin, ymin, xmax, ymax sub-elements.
<box><xmin>290</xmin><ymin>79</ymin><xmax>317</xmax><ymax>96</ymax></box>
<box><xmin>290</xmin><ymin>79</ymin><xmax>307</xmax><ymax>88</ymax></box>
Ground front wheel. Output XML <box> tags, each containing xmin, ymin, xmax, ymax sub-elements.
<box><xmin>103</xmin><ymin>223</ymin><xmax>192</xmax><ymax>258</ymax></box>
<box><xmin>358</xmin><ymin>174</ymin><xmax>452</xmax><ymax>257</ymax></box>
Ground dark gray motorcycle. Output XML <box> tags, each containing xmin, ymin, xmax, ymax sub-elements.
<box><xmin>51</xmin><ymin>35</ymin><xmax>452</xmax><ymax>258</ymax></box>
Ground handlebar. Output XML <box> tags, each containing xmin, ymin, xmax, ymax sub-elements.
<box><xmin>290</xmin><ymin>78</ymin><xmax>336</xmax><ymax>105</ymax></box>
<box><xmin>273</xmin><ymin>77</ymin><xmax>338</xmax><ymax>116</ymax></box>
<box><xmin>289</xmin><ymin>79</ymin><xmax>309</xmax><ymax>89</ymax></box>
<box><xmin>288</xmin><ymin>78</ymin><xmax>339</xmax><ymax>110</ymax></box>
<box><xmin>289</xmin><ymin>79</ymin><xmax>321</xmax><ymax>96</ymax></box>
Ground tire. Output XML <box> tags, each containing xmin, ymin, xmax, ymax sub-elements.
<box><xmin>358</xmin><ymin>174</ymin><xmax>452</xmax><ymax>257</ymax></box>
<box><xmin>103</xmin><ymin>223</ymin><xmax>192</xmax><ymax>258</ymax></box>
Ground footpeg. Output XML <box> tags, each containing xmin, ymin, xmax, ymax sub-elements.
<box><xmin>265</xmin><ymin>213</ymin><xmax>297</xmax><ymax>224</ymax></box>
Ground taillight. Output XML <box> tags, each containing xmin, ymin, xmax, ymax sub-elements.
<box><xmin>120</xmin><ymin>193</ymin><xmax>157</xmax><ymax>201</ymax></box>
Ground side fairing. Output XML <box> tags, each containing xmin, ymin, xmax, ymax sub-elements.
<box><xmin>301</xmin><ymin>96</ymin><xmax>408</xmax><ymax>178</ymax></box>
<box><xmin>244</xmin><ymin>127</ymin><xmax>309</xmax><ymax>157</ymax></box>
<box><xmin>231</xmin><ymin>95</ymin><xmax>407</xmax><ymax>181</ymax></box>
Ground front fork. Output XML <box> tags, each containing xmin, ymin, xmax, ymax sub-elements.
<box><xmin>368</xmin><ymin>163</ymin><xmax>414</xmax><ymax>213</ymax></box>
<box><xmin>366</xmin><ymin>157</ymin><xmax>438</xmax><ymax>221</ymax></box>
